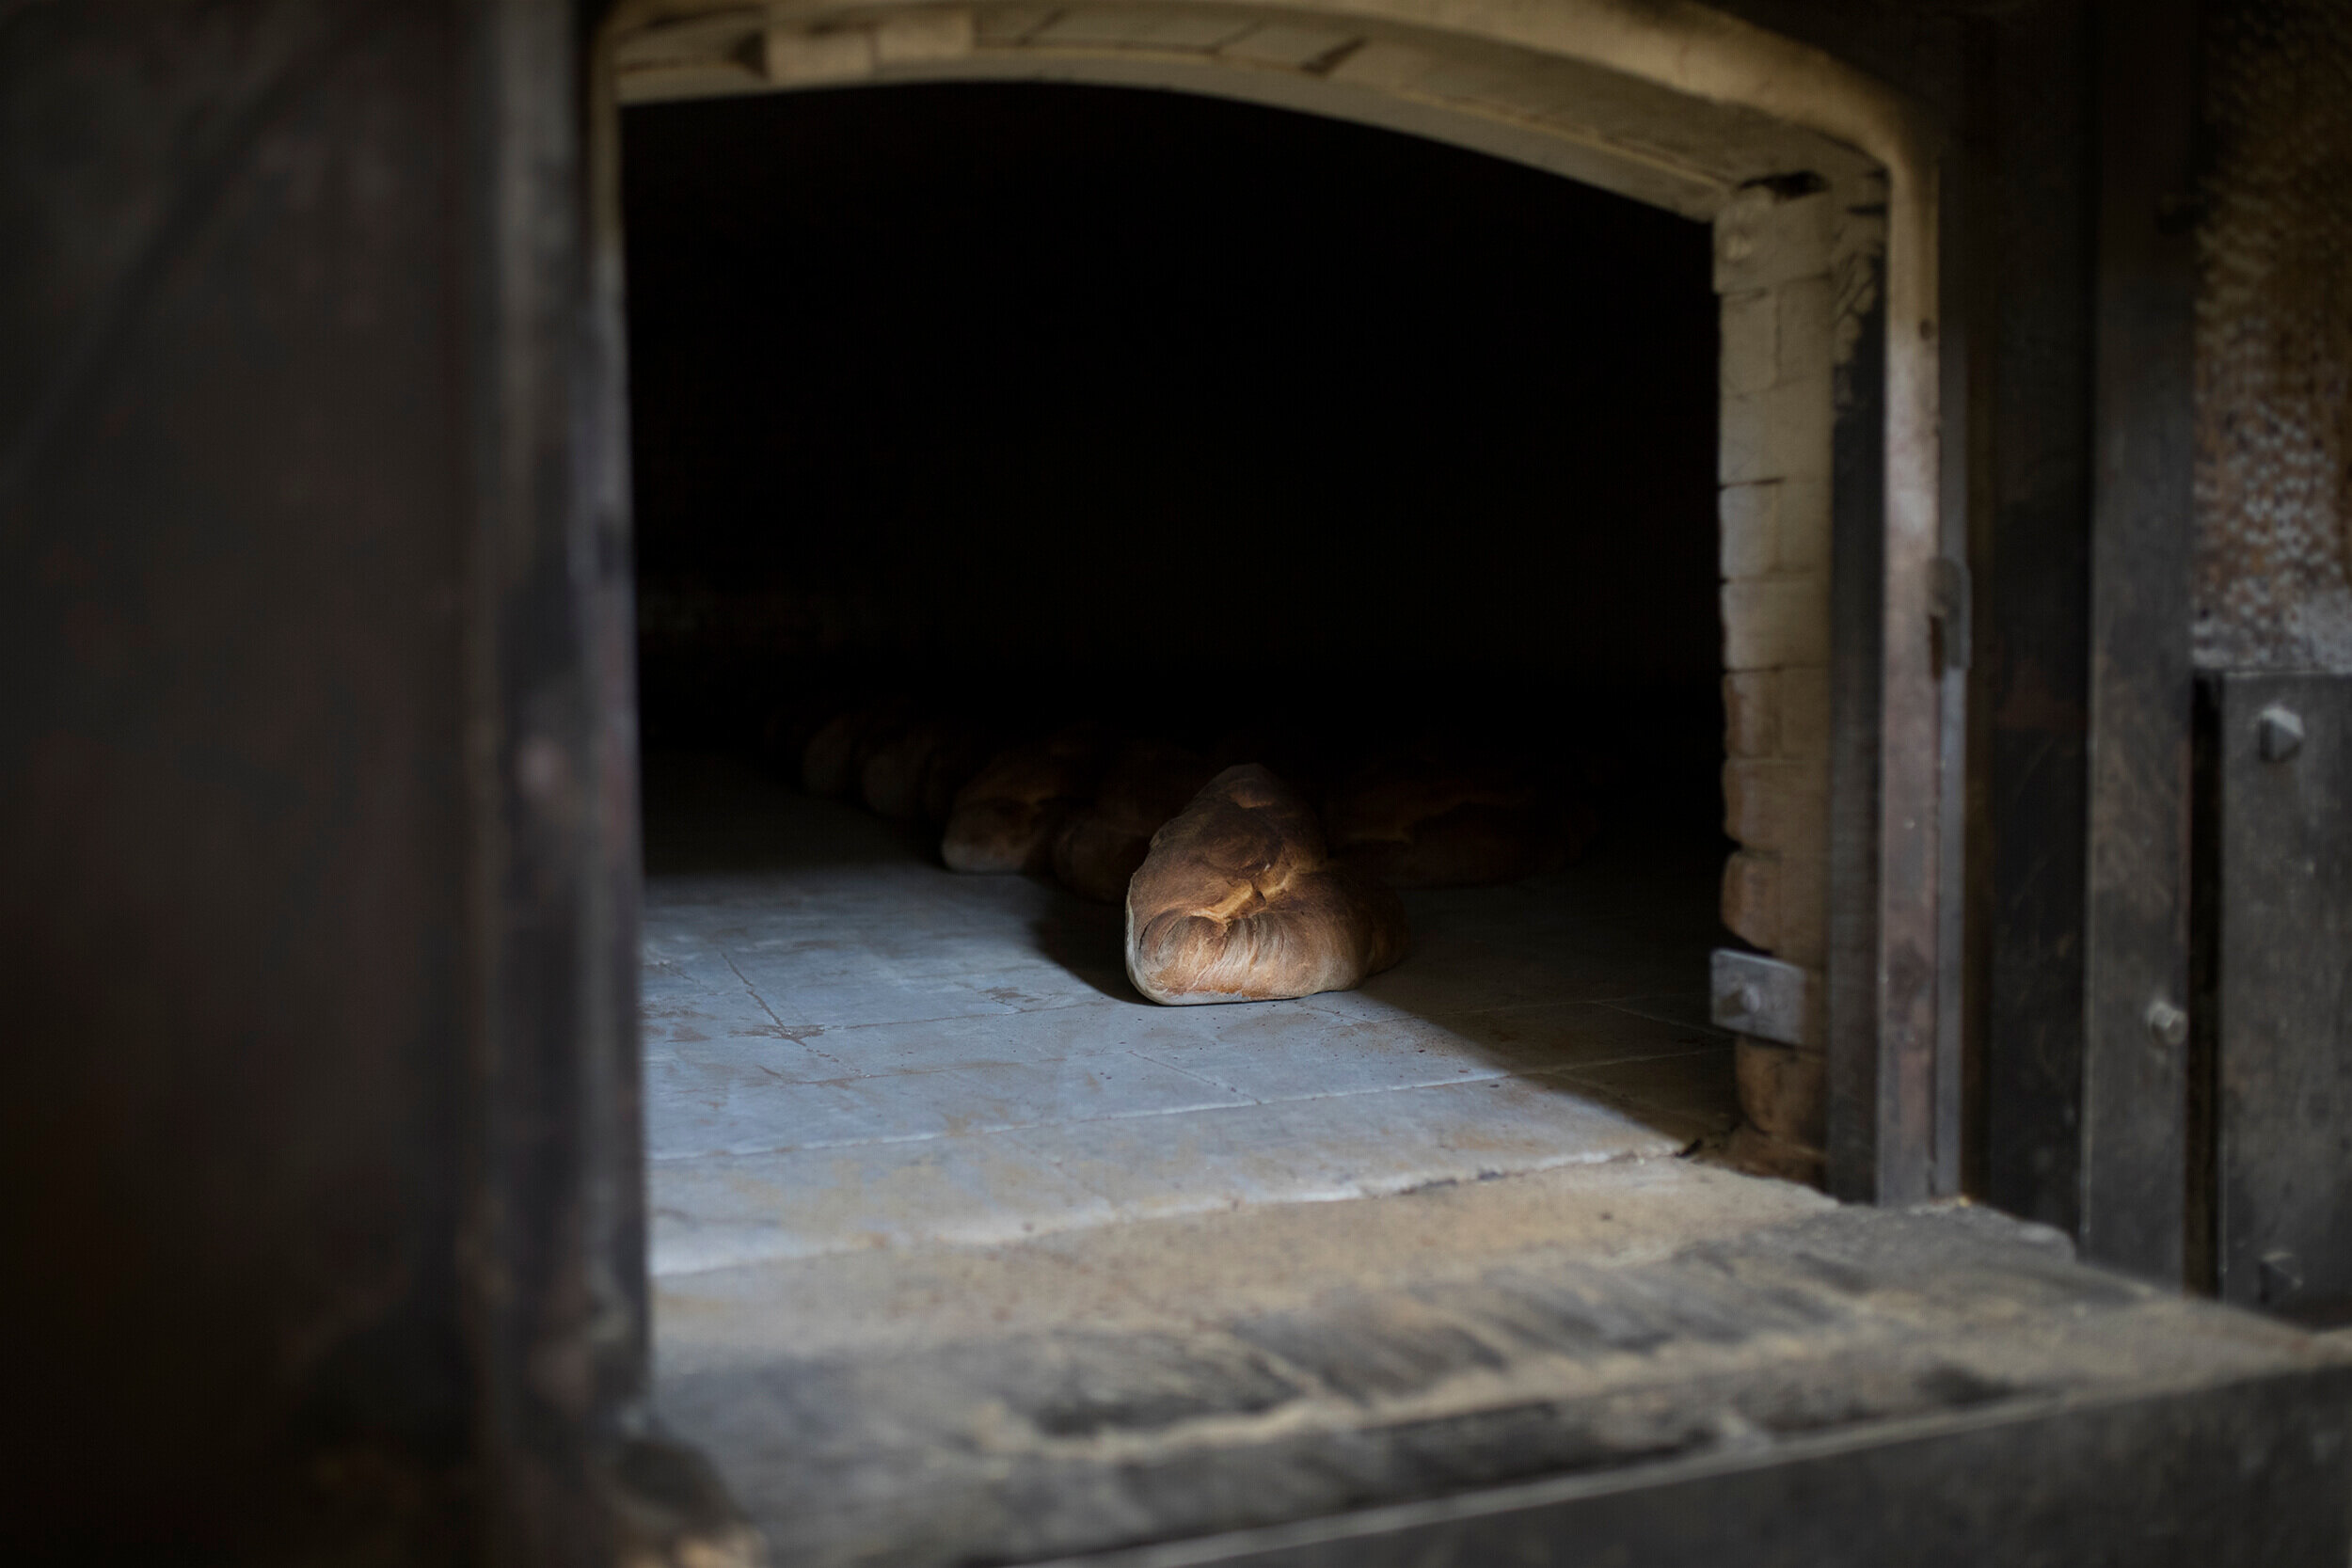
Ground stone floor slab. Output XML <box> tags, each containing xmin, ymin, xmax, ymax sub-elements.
<box><xmin>643</xmin><ymin>761</ymin><xmax>1735</xmax><ymax>1267</ymax></box>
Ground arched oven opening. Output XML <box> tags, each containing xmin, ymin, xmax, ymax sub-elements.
<box><xmin>614</xmin><ymin>66</ymin><xmax>1868</xmax><ymax>1563</ymax></box>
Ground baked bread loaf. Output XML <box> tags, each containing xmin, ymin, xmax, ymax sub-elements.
<box><xmin>760</xmin><ymin>692</ymin><xmax>842</xmax><ymax>781</ymax></box>
<box><xmin>863</xmin><ymin>717</ymin><xmax>984</xmax><ymax>822</ymax></box>
<box><xmin>802</xmin><ymin>699</ymin><xmax>910</xmax><ymax>800</ymax></box>
<box><xmin>916</xmin><ymin>724</ymin><xmax>999</xmax><ymax>828</ymax></box>
<box><xmin>1125</xmin><ymin>764</ymin><xmax>1407</xmax><ymax>1005</ymax></box>
<box><xmin>1327</xmin><ymin>751</ymin><xmax>1594</xmax><ymax>887</ymax></box>
<box><xmin>1050</xmin><ymin>739</ymin><xmax>1219</xmax><ymax>904</ymax></box>
<box><xmin>940</xmin><ymin>726</ymin><xmax>1112</xmax><ymax>874</ymax></box>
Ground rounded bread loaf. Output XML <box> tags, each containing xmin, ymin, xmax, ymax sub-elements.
<box><xmin>1125</xmin><ymin>764</ymin><xmax>1407</xmax><ymax>1004</ymax></box>
<box><xmin>940</xmin><ymin>725</ymin><xmax>1111</xmax><ymax>874</ymax></box>
<box><xmin>803</xmin><ymin>699</ymin><xmax>910</xmax><ymax>800</ymax></box>
<box><xmin>858</xmin><ymin>719</ymin><xmax>941</xmax><ymax>820</ymax></box>
<box><xmin>1051</xmin><ymin>739</ymin><xmax>1219</xmax><ymax>905</ymax></box>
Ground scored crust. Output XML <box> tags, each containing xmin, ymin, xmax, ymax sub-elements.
<box><xmin>1125</xmin><ymin>764</ymin><xmax>1408</xmax><ymax>1005</ymax></box>
<box><xmin>940</xmin><ymin>726</ymin><xmax>1112</xmax><ymax>874</ymax></box>
<box><xmin>1051</xmin><ymin>739</ymin><xmax>1220</xmax><ymax>905</ymax></box>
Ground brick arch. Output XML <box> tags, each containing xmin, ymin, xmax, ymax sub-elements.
<box><xmin>600</xmin><ymin>0</ymin><xmax>1953</xmax><ymax>1196</ymax></box>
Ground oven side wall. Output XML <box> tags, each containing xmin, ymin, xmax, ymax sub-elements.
<box><xmin>0</xmin><ymin>0</ymin><xmax>644</xmax><ymax>1560</ymax></box>
<box><xmin>1713</xmin><ymin>182</ymin><xmax>1851</xmax><ymax>1180</ymax></box>
<box><xmin>0</xmin><ymin>0</ymin><xmax>485</xmax><ymax>1556</ymax></box>
<box><xmin>1702</xmin><ymin>1</ymin><xmax>2105</xmax><ymax>1220</ymax></box>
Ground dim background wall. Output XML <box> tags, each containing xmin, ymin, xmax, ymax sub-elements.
<box><xmin>624</xmin><ymin>81</ymin><xmax>1724</xmax><ymax>772</ymax></box>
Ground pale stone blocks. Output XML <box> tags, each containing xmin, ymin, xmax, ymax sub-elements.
<box><xmin>975</xmin><ymin>8</ymin><xmax>1057</xmax><ymax>44</ymax></box>
<box><xmin>1722</xmin><ymin>479</ymin><xmax>1825</xmax><ymax>576</ymax></box>
<box><xmin>1722</xmin><ymin>477</ymin><xmax>1832</xmax><ymax>577</ymax></box>
<box><xmin>1722</xmin><ymin>759</ymin><xmax>1821</xmax><ymax>854</ymax></box>
<box><xmin>1773</xmin><ymin>476</ymin><xmax>1832</xmax><ymax>571</ymax></box>
<box><xmin>875</xmin><ymin>10</ymin><xmax>976</xmax><ymax>67</ymax></box>
<box><xmin>1735</xmin><ymin>1037</ymin><xmax>1826</xmax><ymax>1147</ymax></box>
<box><xmin>1718</xmin><ymin>482</ymin><xmax>1777</xmax><ymax>578</ymax></box>
<box><xmin>1776</xmin><ymin>275</ymin><xmax>1836</xmax><ymax>380</ymax></box>
<box><xmin>1722</xmin><ymin>666</ymin><xmax>1830</xmax><ymax>766</ymax></box>
<box><xmin>1777</xmin><ymin>665</ymin><xmax>1832</xmax><ymax>759</ymax></box>
<box><xmin>1218</xmin><ymin>23</ymin><xmax>1362</xmax><ymax>71</ymax></box>
<box><xmin>1722</xmin><ymin>576</ymin><xmax>1831</xmax><ymax>670</ymax></box>
<box><xmin>1032</xmin><ymin>8</ymin><xmax>1255</xmax><ymax>52</ymax></box>
<box><xmin>1321</xmin><ymin>35</ymin><xmax>1586</xmax><ymax>128</ymax></box>
<box><xmin>1772</xmin><ymin>838</ymin><xmax>1828</xmax><ymax>967</ymax></box>
<box><xmin>1720</xmin><ymin>289</ymin><xmax>1777</xmax><ymax>396</ymax></box>
<box><xmin>1720</xmin><ymin>373</ymin><xmax>1833</xmax><ymax>485</ymax></box>
<box><xmin>1714</xmin><ymin>185</ymin><xmax>1845</xmax><ymax>1164</ymax></box>
<box><xmin>1712</xmin><ymin>187</ymin><xmax>1836</xmax><ymax>293</ymax></box>
<box><xmin>1724</xmin><ymin>671</ymin><xmax>1780</xmax><ymax>758</ymax></box>
<box><xmin>1326</xmin><ymin>40</ymin><xmax>1441</xmax><ymax>95</ymax></box>
<box><xmin>1721</xmin><ymin>849</ymin><xmax>1781</xmax><ymax>951</ymax></box>
<box><xmin>765</xmin><ymin>26</ymin><xmax>873</xmax><ymax>86</ymax></box>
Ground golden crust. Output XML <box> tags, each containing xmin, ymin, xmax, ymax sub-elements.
<box><xmin>1125</xmin><ymin>765</ymin><xmax>1407</xmax><ymax>1005</ymax></box>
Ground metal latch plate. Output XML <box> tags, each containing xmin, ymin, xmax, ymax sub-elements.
<box><xmin>1710</xmin><ymin>949</ymin><xmax>1817</xmax><ymax>1047</ymax></box>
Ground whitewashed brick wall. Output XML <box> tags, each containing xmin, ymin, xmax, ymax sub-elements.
<box><xmin>1712</xmin><ymin>183</ymin><xmax>1841</xmax><ymax>1159</ymax></box>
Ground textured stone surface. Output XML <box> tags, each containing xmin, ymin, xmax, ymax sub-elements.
<box><xmin>642</xmin><ymin>760</ymin><xmax>1737</xmax><ymax>1275</ymax></box>
<box><xmin>656</xmin><ymin>1189</ymin><xmax>2344</xmax><ymax>1568</ymax></box>
<box><xmin>1772</xmin><ymin>825</ymin><xmax>1830</xmax><ymax>969</ymax></box>
<box><xmin>1709</xmin><ymin>177</ymin><xmax>1836</xmax><ymax>1071</ymax></box>
<box><xmin>1720</xmin><ymin>290</ymin><xmax>1779</xmax><ymax>397</ymax></box>
<box><xmin>1724</xmin><ymin>671</ymin><xmax>1781</xmax><ymax>758</ymax></box>
<box><xmin>1707</xmin><ymin>183</ymin><xmax>1838</xmax><ymax>1161</ymax></box>
<box><xmin>1722</xmin><ymin>758</ymin><xmax>1823</xmax><ymax>854</ymax></box>
<box><xmin>1721</xmin><ymin>576</ymin><xmax>1833</xmax><ymax>671</ymax></box>
<box><xmin>1775</xmin><ymin>665</ymin><xmax>1832</xmax><ymax>759</ymax></box>
<box><xmin>1718</xmin><ymin>482</ymin><xmax>1781</xmax><ymax>578</ymax></box>
<box><xmin>1712</xmin><ymin>187</ymin><xmax>1836</xmax><ymax>293</ymax></box>
<box><xmin>1734</xmin><ymin>1037</ymin><xmax>1827</xmax><ymax>1147</ymax></box>
<box><xmin>1720</xmin><ymin>849</ymin><xmax>1781</xmax><ymax>952</ymax></box>
<box><xmin>1720</xmin><ymin>373</ymin><xmax>1835</xmax><ymax>485</ymax></box>
<box><xmin>1772</xmin><ymin>475</ymin><xmax>1834</xmax><ymax>571</ymax></box>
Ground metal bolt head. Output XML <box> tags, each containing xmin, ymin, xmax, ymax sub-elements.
<box><xmin>2257</xmin><ymin>704</ymin><xmax>2305</xmax><ymax>762</ymax></box>
<box><xmin>1714</xmin><ymin>982</ymin><xmax>1764</xmax><ymax>1023</ymax></box>
<box><xmin>2145</xmin><ymin>998</ymin><xmax>2189</xmax><ymax>1049</ymax></box>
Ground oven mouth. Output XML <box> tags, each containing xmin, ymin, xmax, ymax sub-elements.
<box><xmin>600</xmin><ymin>6</ymin><xmax>1928</xmax><ymax>1550</ymax></box>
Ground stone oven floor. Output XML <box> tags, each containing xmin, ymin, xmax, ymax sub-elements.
<box><xmin>640</xmin><ymin>752</ymin><xmax>1740</xmax><ymax>1276</ymax></box>
<box><xmin>640</xmin><ymin>756</ymin><xmax>2352</xmax><ymax>1567</ymax></box>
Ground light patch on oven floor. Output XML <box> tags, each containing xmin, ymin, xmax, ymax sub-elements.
<box><xmin>642</xmin><ymin>763</ymin><xmax>1736</xmax><ymax>1275</ymax></box>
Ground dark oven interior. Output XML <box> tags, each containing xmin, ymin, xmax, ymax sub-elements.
<box><xmin>619</xmin><ymin>81</ymin><xmax>1736</xmax><ymax>1276</ymax></box>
